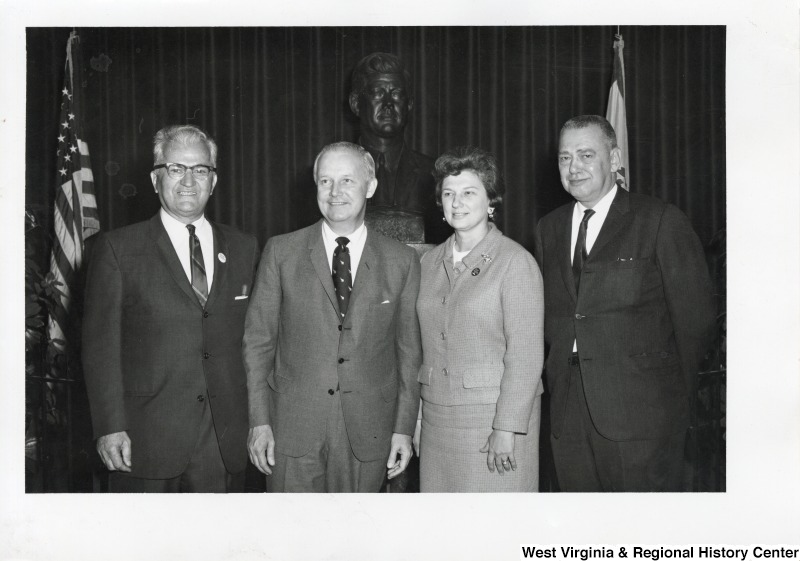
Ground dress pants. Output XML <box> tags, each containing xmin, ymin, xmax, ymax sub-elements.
<box><xmin>550</xmin><ymin>358</ymin><xmax>686</xmax><ymax>492</ymax></box>
<box><xmin>109</xmin><ymin>398</ymin><xmax>245</xmax><ymax>493</ymax></box>
<box><xmin>266</xmin><ymin>389</ymin><xmax>387</xmax><ymax>493</ymax></box>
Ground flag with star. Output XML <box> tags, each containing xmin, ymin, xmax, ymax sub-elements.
<box><xmin>47</xmin><ymin>31</ymin><xmax>100</xmax><ymax>351</ymax></box>
<box><xmin>605</xmin><ymin>33</ymin><xmax>629</xmax><ymax>191</ymax></box>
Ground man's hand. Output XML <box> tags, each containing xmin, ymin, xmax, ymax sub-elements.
<box><xmin>386</xmin><ymin>433</ymin><xmax>413</xmax><ymax>479</ymax></box>
<box><xmin>96</xmin><ymin>431</ymin><xmax>132</xmax><ymax>472</ymax></box>
<box><xmin>479</xmin><ymin>429</ymin><xmax>516</xmax><ymax>475</ymax></box>
<box><xmin>248</xmin><ymin>424</ymin><xmax>275</xmax><ymax>475</ymax></box>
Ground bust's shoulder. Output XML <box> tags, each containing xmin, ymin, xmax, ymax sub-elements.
<box><xmin>404</xmin><ymin>147</ymin><xmax>436</xmax><ymax>170</ymax></box>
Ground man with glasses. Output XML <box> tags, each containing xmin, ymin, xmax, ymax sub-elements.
<box><xmin>83</xmin><ymin>124</ymin><xmax>260</xmax><ymax>492</ymax></box>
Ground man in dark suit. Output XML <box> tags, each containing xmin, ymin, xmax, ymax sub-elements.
<box><xmin>244</xmin><ymin>141</ymin><xmax>422</xmax><ymax>492</ymax></box>
<box><xmin>349</xmin><ymin>52</ymin><xmax>448</xmax><ymax>244</ymax></box>
<box><xmin>82</xmin><ymin>125</ymin><xmax>259</xmax><ymax>492</ymax></box>
<box><xmin>534</xmin><ymin>115</ymin><xmax>716</xmax><ymax>491</ymax></box>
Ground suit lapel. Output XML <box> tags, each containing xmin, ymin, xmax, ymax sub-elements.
<box><xmin>150</xmin><ymin>214</ymin><xmax>199</xmax><ymax>306</ymax></box>
<box><xmin>589</xmin><ymin>187</ymin><xmax>632</xmax><ymax>259</ymax></box>
<box><xmin>557</xmin><ymin>204</ymin><xmax>578</xmax><ymax>303</ymax></box>
<box><xmin>205</xmin><ymin>222</ymin><xmax>228</xmax><ymax>310</ymax></box>
<box><xmin>349</xmin><ymin>231</ymin><xmax>376</xmax><ymax>310</ymax></box>
<box><xmin>308</xmin><ymin>222</ymin><xmax>340</xmax><ymax>319</ymax></box>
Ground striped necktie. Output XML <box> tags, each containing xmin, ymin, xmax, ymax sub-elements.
<box><xmin>187</xmin><ymin>224</ymin><xmax>208</xmax><ymax>307</ymax></box>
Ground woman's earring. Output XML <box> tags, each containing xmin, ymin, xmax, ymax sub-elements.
<box><xmin>488</xmin><ymin>207</ymin><xmax>495</xmax><ymax>217</ymax></box>
<box><xmin>442</xmin><ymin>216</ymin><xmax>447</xmax><ymax>222</ymax></box>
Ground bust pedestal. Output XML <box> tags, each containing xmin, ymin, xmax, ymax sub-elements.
<box><xmin>365</xmin><ymin>207</ymin><xmax>435</xmax><ymax>257</ymax></box>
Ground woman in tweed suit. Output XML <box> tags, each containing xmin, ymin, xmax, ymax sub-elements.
<box><xmin>414</xmin><ymin>146</ymin><xmax>544</xmax><ymax>492</ymax></box>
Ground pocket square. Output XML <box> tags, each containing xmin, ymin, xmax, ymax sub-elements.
<box><xmin>235</xmin><ymin>295</ymin><xmax>249</xmax><ymax>300</ymax></box>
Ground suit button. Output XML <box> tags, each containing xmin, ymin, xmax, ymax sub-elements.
<box><xmin>338</xmin><ymin>325</ymin><xmax>342</xmax><ymax>331</ymax></box>
<box><xmin>440</xmin><ymin>332</ymin><xmax>446</xmax><ymax>340</ymax></box>
<box><xmin>203</xmin><ymin>352</ymin><xmax>210</xmax><ymax>359</ymax></box>
<box><xmin>338</xmin><ymin>358</ymin><xmax>344</xmax><ymax>364</ymax></box>
<box><xmin>197</xmin><ymin>395</ymin><xmax>205</xmax><ymax>402</ymax></box>
<box><xmin>575</xmin><ymin>314</ymin><xmax>585</xmax><ymax>320</ymax></box>
<box><xmin>441</xmin><ymin>297</ymin><xmax>446</xmax><ymax>304</ymax></box>
<box><xmin>328</xmin><ymin>389</ymin><xmax>335</xmax><ymax>395</ymax></box>
<box><xmin>203</xmin><ymin>311</ymin><xmax>209</xmax><ymax>318</ymax></box>
<box><xmin>442</xmin><ymin>368</ymin><xmax>448</xmax><ymax>376</ymax></box>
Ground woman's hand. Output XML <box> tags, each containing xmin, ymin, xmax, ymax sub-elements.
<box><xmin>480</xmin><ymin>429</ymin><xmax>516</xmax><ymax>474</ymax></box>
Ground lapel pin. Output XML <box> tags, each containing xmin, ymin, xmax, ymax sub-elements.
<box><xmin>471</xmin><ymin>268</ymin><xmax>480</xmax><ymax>276</ymax></box>
<box><xmin>218</xmin><ymin>252</ymin><xmax>226</xmax><ymax>263</ymax></box>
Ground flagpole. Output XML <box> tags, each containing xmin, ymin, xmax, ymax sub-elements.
<box><xmin>605</xmin><ymin>31</ymin><xmax>630</xmax><ymax>191</ymax></box>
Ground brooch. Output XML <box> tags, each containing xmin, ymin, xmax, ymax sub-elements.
<box><xmin>471</xmin><ymin>268</ymin><xmax>480</xmax><ymax>276</ymax></box>
<box><xmin>218</xmin><ymin>252</ymin><xmax>227</xmax><ymax>263</ymax></box>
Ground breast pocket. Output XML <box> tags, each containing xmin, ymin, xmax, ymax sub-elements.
<box><xmin>583</xmin><ymin>256</ymin><xmax>656</xmax><ymax>309</ymax></box>
<box><xmin>367</xmin><ymin>300</ymin><xmax>397</xmax><ymax>330</ymax></box>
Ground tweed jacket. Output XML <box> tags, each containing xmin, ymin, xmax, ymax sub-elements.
<box><xmin>534</xmin><ymin>188</ymin><xmax>717</xmax><ymax>441</ymax></box>
<box><xmin>82</xmin><ymin>214</ymin><xmax>260</xmax><ymax>479</ymax></box>
<box><xmin>243</xmin><ymin>221</ymin><xmax>422</xmax><ymax>462</ymax></box>
<box><xmin>416</xmin><ymin>224</ymin><xmax>545</xmax><ymax>434</ymax></box>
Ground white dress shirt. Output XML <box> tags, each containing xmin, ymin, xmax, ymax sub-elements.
<box><xmin>160</xmin><ymin>208</ymin><xmax>215</xmax><ymax>293</ymax></box>
<box><xmin>570</xmin><ymin>185</ymin><xmax>617</xmax><ymax>352</ymax></box>
<box><xmin>570</xmin><ymin>185</ymin><xmax>617</xmax><ymax>264</ymax></box>
<box><xmin>321</xmin><ymin>221</ymin><xmax>367</xmax><ymax>283</ymax></box>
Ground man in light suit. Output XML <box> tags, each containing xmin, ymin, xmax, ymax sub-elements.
<box><xmin>244</xmin><ymin>141</ymin><xmax>422</xmax><ymax>492</ymax></box>
<box><xmin>83</xmin><ymin>125</ymin><xmax>259</xmax><ymax>492</ymax></box>
<box><xmin>534</xmin><ymin>115</ymin><xmax>716</xmax><ymax>491</ymax></box>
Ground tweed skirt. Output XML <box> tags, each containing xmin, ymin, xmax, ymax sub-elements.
<box><xmin>419</xmin><ymin>396</ymin><xmax>541</xmax><ymax>492</ymax></box>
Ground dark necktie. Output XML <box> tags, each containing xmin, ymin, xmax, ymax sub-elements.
<box><xmin>332</xmin><ymin>236</ymin><xmax>352</xmax><ymax>318</ymax></box>
<box><xmin>572</xmin><ymin>209</ymin><xmax>596</xmax><ymax>293</ymax></box>
<box><xmin>375</xmin><ymin>152</ymin><xmax>392</xmax><ymax>206</ymax></box>
<box><xmin>187</xmin><ymin>224</ymin><xmax>208</xmax><ymax>307</ymax></box>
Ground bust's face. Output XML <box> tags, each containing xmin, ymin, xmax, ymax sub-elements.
<box><xmin>353</xmin><ymin>72</ymin><xmax>412</xmax><ymax>139</ymax></box>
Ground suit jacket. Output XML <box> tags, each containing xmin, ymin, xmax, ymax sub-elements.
<box><xmin>82</xmin><ymin>214</ymin><xmax>260</xmax><ymax>479</ymax></box>
<box><xmin>243</xmin><ymin>221</ymin><xmax>422</xmax><ymax>462</ymax></box>
<box><xmin>416</xmin><ymin>224</ymin><xmax>545</xmax><ymax>433</ymax></box>
<box><xmin>534</xmin><ymin>188</ymin><xmax>716</xmax><ymax>441</ymax></box>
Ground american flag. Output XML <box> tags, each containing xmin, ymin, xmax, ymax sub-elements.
<box><xmin>47</xmin><ymin>31</ymin><xmax>100</xmax><ymax>351</ymax></box>
<box><xmin>605</xmin><ymin>33</ymin><xmax>630</xmax><ymax>191</ymax></box>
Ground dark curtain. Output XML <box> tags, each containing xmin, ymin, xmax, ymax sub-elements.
<box><xmin>26</xmin><ymin>26</ymin><xmax>725</xmax><ymax>252</ymax></box>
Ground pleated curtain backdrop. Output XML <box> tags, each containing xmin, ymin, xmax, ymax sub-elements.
<box><xmin>26</xmin><ymin>26</ymin><xmax>725</xmax><ymax>251</ymax></box>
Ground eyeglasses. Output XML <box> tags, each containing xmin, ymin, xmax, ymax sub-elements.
<box><xmin>153</xmin><ymin>163</ymin><xmax>216</xmax><ymax>180</ymax></box>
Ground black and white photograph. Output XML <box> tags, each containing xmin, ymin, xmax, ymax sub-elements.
<box><xmin>2</xmin><ymin>0</ymin><xmax>798</xmax><ymax>559</ymax></box>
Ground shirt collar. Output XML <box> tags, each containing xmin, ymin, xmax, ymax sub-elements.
<box><xmin>442</xmin><ymin>223</ymin><xmax>502</xmax><ymax>270</ymax></box>
<box><xmin>575</xmin><ymin>185</ymin><xmax>617</xmax><ymax>222</ymax></box>
<box><xmin>159</xmin><ymin>207</ymin><xmax>207</xmax><ymax>235</ymax></box>
<box><xmin>321</xmin><ymin>220</ymin><xmax>367</xmax><ymax>246</ymax></box>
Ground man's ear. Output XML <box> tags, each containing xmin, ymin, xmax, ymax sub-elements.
<box><xmin>348</xmin><ymin>92</ymin><xmax>360</xmax><ymax>117</ymax></box>
<box><xmin>610</xmin><ymin>147</ymin><xmax>622</xmax><ymax>173</ymax></box>
<box><xmin>366</xmin><ymin>177</ymin><xmax>378</xmax><ymax>199</ymax></box>
<box><xmin>407</xmin><ymin>96</ymin><xmax>414</xmax><ymax>113</ymax></box>
<box><xmin>210</xmin><ymin>173</ymin><xmax>218</xmax><ymax>195</ymax></box>
<box><xmin>150</xmin><ymin>171</ymin><xmax>158</xmax><ymax>192</ymax></box>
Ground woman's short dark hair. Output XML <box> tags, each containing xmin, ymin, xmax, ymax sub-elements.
<box><xmin>433</xmin><ymin>146</ymin><xmax>504</xmax><ymax>210</ymax></box>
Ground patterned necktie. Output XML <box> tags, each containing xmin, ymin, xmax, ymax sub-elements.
<box><xmin>332</xmin><ymin>236</ymin><xmax>352</xmax><ymax>318</ymax></box>
<box><xmin>572</xmin><ymin>208</ymin><xmax>596</xmax><ymax>293</ymax></box>
<box><xmin>187</xmin><ymin>224</ymin><xmax>208</xmax><ymax>307</ymax></box>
